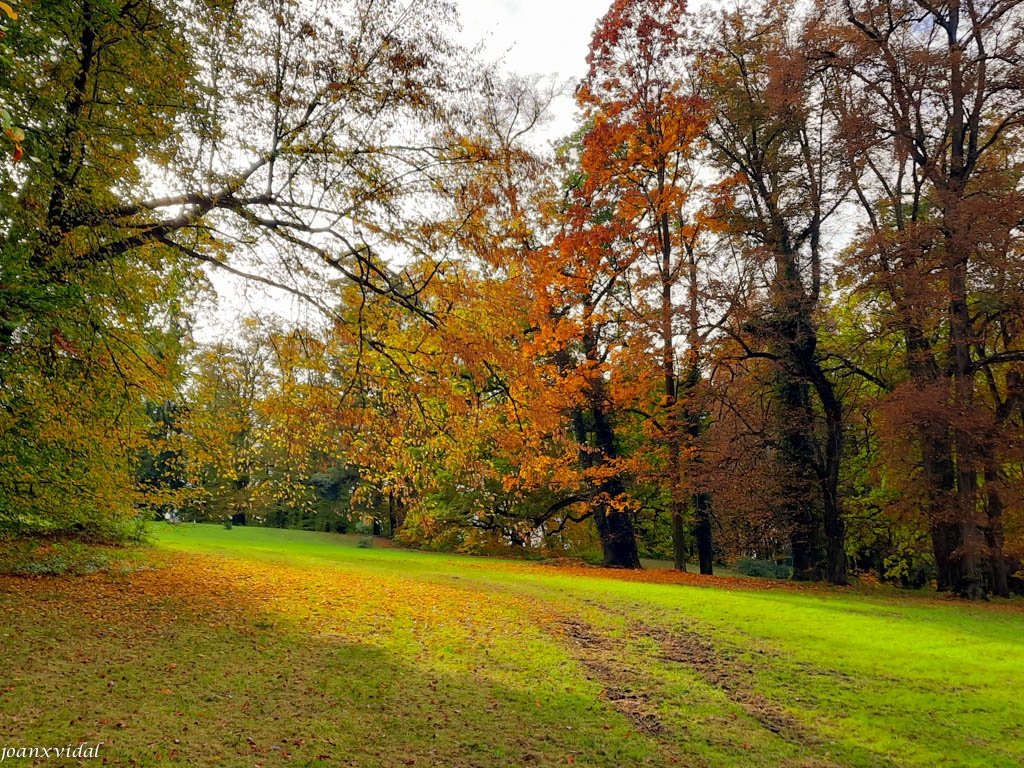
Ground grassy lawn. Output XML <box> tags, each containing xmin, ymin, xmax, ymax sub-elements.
<box><xmin>1</xmin><ymin>525</ymin><xmax>1021</xmax><ymax>767</ymax></box>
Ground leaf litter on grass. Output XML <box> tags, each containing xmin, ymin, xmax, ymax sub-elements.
<box><xmin>0</xmin><ymin>552</ymin><xmax>659</xmax><ymax>767</ymax></box>
<box><xmin>5</xmin><ymin>529</ymin><xmax>1024</xmax><ymax>768</ymax></box>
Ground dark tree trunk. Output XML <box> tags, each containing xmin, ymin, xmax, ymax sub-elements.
<box><xmin>589</xmin><ymin>400</ymin><xmax>642</xmax><ymax>569</ymax></box>
<box><xmin>766</xmin><ymin>234</ymin><xmax>842</xmax><ymax>583</ymax></box>
<box><xmin>593</xmin><ymin>488</ymin><xmax>643</xmax><ymax>569</ymax></box>
<box><xmin>671</xmin><ymin>508</ymin><xmax>687</xmax><ymax>571</ymax></box>
<box><xmin>570</xmin><ymin>385</ymin><xmax>642</xmax><ymax>570</ymax></box>
<box><xmin>946</xmin><ymin>184</ymin><xmax>984</xmax><ymax>598</ymax></box>
<box><xmin>774</xmin><ymin>364</ymin><xmax>826</xmax><ymax>581</ymax></box>
<box><xmin>982</xmin><ymin>370</ymin><xmax>1021</xmax><ymax>598</ymax></box>
<box><xmin>983</xmin><ymin>466</ymin><xmax>1010</xmax><ymax>598</ymax></box>
<box><xmin>387</xmin><ymin>491</ymin><xmax>407</xmax><ymax>537</ymax></box>
<box><xmin>693</xmin><ymin>493</ymin><xmax>713</xmax><ymax>575</ymax></box>
<box><xmin>931</xmin><ymin>517</ymin><xmax>961</xmax><ymax>593</ymax></box>
<box><xmin>805</xmin><ymin>355</ymin><xmax>848</xmax><ymax>585</ymax></box>
<box><xmin>902</xmin><ymin>324</ymin><xmax>962</xmax><ymax>591</ymax></box>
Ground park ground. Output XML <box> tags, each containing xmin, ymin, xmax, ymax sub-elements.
<box><xmin>1</xmin><ymin>525</ymin><xmax>1022</xmax><ymax>767</ymax></box>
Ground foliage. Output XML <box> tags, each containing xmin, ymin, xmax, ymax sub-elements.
<box><xmin>2</xmin><ymin>0</ymin><xmax>1023</xmax><ymax>600</ymax></box>
<box><xmin>0</xmin><ymin>538</ymin><xmax>145</xmax><ymax>575</ymax></box>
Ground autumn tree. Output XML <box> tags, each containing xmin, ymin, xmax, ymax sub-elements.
<box><xmin>574</xmin><ymin>0</ymin><xmax>713</xmax><ymax>571</ymax></box>
<box><xmin>0</xmin><ymin>0</ymin><xmax>480</xmax><ymax>537</ymax></box>
<box><xmin>818</xmin><ymin>0</ymin><xmax>1024</xmax><ymax>595</ymax></box>
<box><xmin>183</xmin><ymin>326</ymin><xmax>273</xmax><ymax>522</ymax></box>
<box><xmin>695</xmin><ymin>1</ymin><xmax>851</xmax><ymax>583</ymax></box>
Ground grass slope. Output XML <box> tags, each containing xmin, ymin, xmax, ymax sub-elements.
<box><xmin>1</xmin><ymin>524</ymin><xmax>1021</xmax><ymax>767</ymax></box>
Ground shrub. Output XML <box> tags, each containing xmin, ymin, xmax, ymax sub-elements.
<box><xmin>735</xmin><ymin>557</ymin><xmax>790</xmax><ymax>580</ymax></box>
<box><xmin>0</xmin><ymin>540</ymin><xmax>111</xmax><ymax>576</ymax></box>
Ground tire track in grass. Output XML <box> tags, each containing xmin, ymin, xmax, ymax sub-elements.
<box><xmin>550</xmin><ymin>613</ymin><xmax>844</xmax><ymax>768</ymax></box>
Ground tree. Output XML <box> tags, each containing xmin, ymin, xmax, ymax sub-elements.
<box><xmin>0</xmin><ymin>0</ymin><xmax>477</xmax><ymax>537</ymax></box>
<box><xmin>575</xmin><ymin>0</ymin><xmax>712</xmax><ymax>571</ymax></box>
<box><xmin>693</xmin><ymin>1</ymin><xmax>852</xmax><ymax>583</ymax></box>
<box><xmin>820</xmin><ymin>0</ymin><xmax>1024</xmax><ymax>595</ymax></box>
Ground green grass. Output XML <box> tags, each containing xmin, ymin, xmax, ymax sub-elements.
<box><xmin>1</xmin><ymin>523</ymin><xmax>1021</xmax><ymax>767</ymax></box>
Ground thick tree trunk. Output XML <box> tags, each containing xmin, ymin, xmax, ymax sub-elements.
<box><xmin>982</xmin><ymin>370</ymin><xmax>1021</xmax><ymax>598</ymax></box>
<box><xmin>589</xmin><ymin>398</ymin><xmax>641</xmax><ymax>568</ymax></box>
<box><xmin>947</xmin><ymin>185</ymin><xmax>984</xmax><ymax>598</ymax></box>
<box><xmin>767</xmin><ymin>239</ymin><xmax>840</xmax><ymax>582</ymax></box>
<box><xmin>671</xmin><ymin>504</ymin><xmax>688</xmax><ymax>571</ymax></box>
<box><xmin>806</xmin><ymin>362</ymin><xmax>848</xmax><ymax>585</ymax></box>
<box><xmin>931</xmin><ymin>520</ymin><xmax>961</xmax><ymax>592</ymax></box>
<box><xmin>775</xmin><ymin>367</ymin><xmax>826</xmax><ymax>581</ymax></box>
<box><xmin>983</xmin><ymin>466</ymin><xmax>1010</xmax><ymax>598</ymax></box>
<box><xmin>570</xmin><ymin>389</ymin><xmax>642</xmax><ymax>570</ymax></box>
<box><xmin>593</xmin><ymin>489</ymin><xmax>643</xmax><ymax>569</ymax></box>
<box><xmin>904</xmin><ymin>326</ymin><xmax>961</xmax><ymax>591</ymax></box>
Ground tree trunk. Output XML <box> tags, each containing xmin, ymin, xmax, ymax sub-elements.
<box><xmin>671</xmin><ymin>504</ymin><xmax>688</xmax><ymax>571</ymax></box>
<box><xmin>806</xmin><ymin>361</ymin><xmax>848</xmax><ymax>585</ymax></box>
<box><xmin>589</xmin><ymin>399</ymin><xmax>642</xmax><ymax>569</ymax></box>
<box><xmin>983</xmin><ymin>466</ymin><xmax>1010</xmax><ymax>598</ymax></box>
<box><xmin>660</xmin><ymin>210</ymin><xmax>687</xmax><ymax>572</ymax></box>
<box><xmin>775</xmin><ymin>365</ymin><xmax>826</xmax><ymax>581</ymax></box>
<box><xmin>387</xmin><ymin>491</ymin><xmax>407</xmax><ymax>537</ymax></box>
<box><xmin>570</xmin><ymin>399</ymin><xmax>641</xmax><ymax>569</ymax></box>
<box><xmin>946</xmin><ymin>180</ymin><xmax>984</xmax><ymax>598</ymax></box>
<box><xmin>593</xmin><ymin>489</ymin><xmax>643</xmax><ymax>568</ymax></box>
<box><xmin>694</xmin><ymin>493</ymin><xmax>713</xmax><ymax>575</ymax></box>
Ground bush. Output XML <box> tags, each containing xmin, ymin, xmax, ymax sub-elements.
<box><xmin>356</xmin><ymin>535</ymin><xmax>373</xmax><ymax>549</ymax></box>
<box><xmin>735</xmin><ymin>557</ymin><xmax>791</xmax><ymax>580</ymax></box>
<box><xmin>0</xmin><ymin>540</ymin><xmax>111</xmax><ymax>576</ymax></box>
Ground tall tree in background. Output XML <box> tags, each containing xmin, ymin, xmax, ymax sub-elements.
<box><xmin>697</xmin><ymin>2</ymin><xmax>851</xmax><ymax>583</ymax></box>
<box><xmin>576</xmin><ymin>0</ymin><xmax>712</xmax><ymax>571</ymax></box>
<box><xmin>821</xmin><ymin>0</ymin><xmax>1024</xmax><ymax>595</ymax></box>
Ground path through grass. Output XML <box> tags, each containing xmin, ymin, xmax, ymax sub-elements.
<box><xmin>1</xmin><ymin>525</ymin><xmax>1021</xmax><ymax>767</ymax></box>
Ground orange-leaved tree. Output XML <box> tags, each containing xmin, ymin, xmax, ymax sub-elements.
<box><xmin>575</xmin><ymin>0</ymin><xmax>712</xmax><ymax>571</ymax></box>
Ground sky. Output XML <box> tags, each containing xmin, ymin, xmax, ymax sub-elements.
<box><xmin>196</xmin><ymin>0</ymin><xmax>613</xmax><ymax>342</ymax></box>
<box><xmin>454</xmin><ymin>0</ymin><xmax>612</xmax><ymax>139</ymax></box>
<box><xmin>455</xmin><ymin>0</ymin><xmax>608</xmax><ymax>82</ymax></box>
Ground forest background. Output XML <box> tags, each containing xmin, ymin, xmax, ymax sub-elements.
<box><xmin>1</xmin><ymin>0</ymin><xmax>1023</xmax><ymax>598</ymax></box>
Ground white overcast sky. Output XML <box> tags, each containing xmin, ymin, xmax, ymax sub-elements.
<box><xmin>454</xmin><ymin>0</ymin><xmax>612</xmax><ymax>139</ymax></box>
<box><xmin>455</xmin><ymin>0</ymin><xmax>608</xmax><ymax>79</ymax></box>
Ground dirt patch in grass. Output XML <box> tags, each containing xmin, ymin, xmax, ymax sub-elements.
<box><xmin>641</xmin><ymin>622</ymin><xmax>810</xmax><ymax>741</ymax></box>
<box><xmin>555</xmin><ymin>615</ymin><xmax>820</xmax><ymax>752</ymax></box>
<box><xmin>558</xmin><ymin>619</ymin><xmax>665</xmax><ymax>737</ymax></box>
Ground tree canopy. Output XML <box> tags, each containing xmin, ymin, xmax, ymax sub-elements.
<box><xmin>2</xmin><ymin>0</ymin><xmax>1023</xmax><ymax>597</ymax></box>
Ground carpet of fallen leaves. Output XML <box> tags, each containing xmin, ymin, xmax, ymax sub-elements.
<box><xmin>0</xmin><ymin>553</ymin><xmax>662</xmax><ymax>767</ymax></box>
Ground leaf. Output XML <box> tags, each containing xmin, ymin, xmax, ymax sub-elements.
<box><xmin>0</xmin><ymin>2</ymin><xmax>16</xmax><ymax>21</ymax></box>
